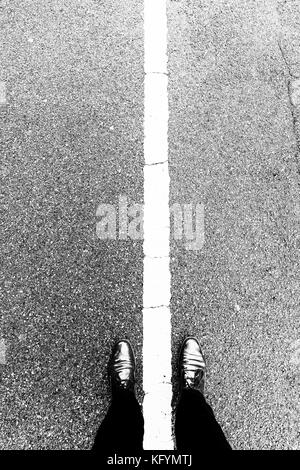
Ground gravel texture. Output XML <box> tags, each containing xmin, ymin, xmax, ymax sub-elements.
<box><xmin>1</xmin><ymin>0</ymin><xmax>300</xmax><ymax>451</ymax></box>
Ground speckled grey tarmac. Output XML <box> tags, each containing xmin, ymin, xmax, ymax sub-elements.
<box><xmin>169</xmin><ymin>0</ymin><xmax>300</xmax><ymax>450</ymax></box>
<box><xmin>1</xmin><ymin>0</ymin><xmax>300</xmax><ymax>451</ymax></box>
<box><xmin>1</xmin><ymin>0</ymin><xmax>144</xmax><ymax>449</ymax></box>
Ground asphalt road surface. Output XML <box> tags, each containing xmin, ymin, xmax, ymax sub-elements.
<box><xmin>1</xmin><ymin>0</ymin><xmax>300</xmax><ymax>450</ymax></box>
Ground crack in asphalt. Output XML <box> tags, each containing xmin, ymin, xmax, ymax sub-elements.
<box><xmin>278</xmin><ymin>41</ymin><xmax>300</xmax><ymax>172</ymax></box>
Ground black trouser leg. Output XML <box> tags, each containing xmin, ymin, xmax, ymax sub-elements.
<box><xmin>93</xmin><ymin>389</ymin><xmax>144</xmax><ymax>454</ymax></box>
<box><xmin>175</xmin><ymin>389</ymin><xmax>231</xmax><ymax>451</ymax></box>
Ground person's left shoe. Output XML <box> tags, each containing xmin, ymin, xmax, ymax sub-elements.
<box><xmin>109</xmin><ymin>340</ymin><xmax>136</xmax><ymax>394</ymax></box>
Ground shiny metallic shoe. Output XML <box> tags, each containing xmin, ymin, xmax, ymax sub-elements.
<box><xmin>109</xmin><ymin>340</ymin><xmax>136</xmax><ymax>394</ymax></box>
<box><xmin>179</xmin><ymin>337</ymin><xmax>206</xmax><ymax>393</ymax></box>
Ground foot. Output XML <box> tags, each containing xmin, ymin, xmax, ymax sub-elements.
<box><xmin>109</xmin><ymin>340</ymin><xmax>136</xmax><ymax>394</ymax></box>
<box><xmin>179</xmin><ymin>337</ymin><xmax>206</xmax><ymax>393</ymax></box>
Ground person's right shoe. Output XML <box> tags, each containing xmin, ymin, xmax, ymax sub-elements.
<box><xmin>179</xmin><ymin>337</ymin><xmax>206</xmax><ymax>394</ymax></box>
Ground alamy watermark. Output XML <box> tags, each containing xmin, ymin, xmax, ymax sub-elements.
<box><xmin>96</xmin><ymin>195</ymin><xmax>204</xmax><ymax>251</ymax></box>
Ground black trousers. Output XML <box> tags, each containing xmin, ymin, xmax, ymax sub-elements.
<box><xmin>93</xmin><ymin>388</ymin><xmax>231</xmax><ymax>453</ymax></box>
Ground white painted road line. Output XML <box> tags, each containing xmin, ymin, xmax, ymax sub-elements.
<box><xmin>144</xmin><ymin>0</ymin><xmax>168</xmax><ymax>74</ymax></box>
<box><xmin>143</xmin><ymin>307</ymin><xmax>173</xmax><ymax>449</ymax></box>
<box><xmin>144</xmin><ymin>74</ymin><xmax>168</xmax><ymax>164</ymax></box>
<box><xmin>144</xmin><ymin>163</ymin><xmax>170</xmax><ymax>258</ymax></box>
<box><xmin>143</xmin><ymin>0</ymin><xmax>173</xmax><ymax>450</ymax></box>
<box><xmin>143</xmin><ymin>257</ymin><xmax>171</xmax><ymax>308</ymax></box>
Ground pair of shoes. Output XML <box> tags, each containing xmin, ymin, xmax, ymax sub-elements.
<box><xmin>109</xmin><ymin>337</ymin><xmax>206</xmax><ymax>394</ymax></box>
